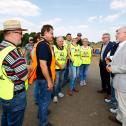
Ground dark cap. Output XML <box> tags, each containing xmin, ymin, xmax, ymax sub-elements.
<box><xmin>66</xmin><ymin>33</ymin><xmax>71</xmax><ymax>36</ymax></box>
<box><xmin>77</xmin><ymin>33</ymin><xmax>82</xmax><ymax>36</ymax></box>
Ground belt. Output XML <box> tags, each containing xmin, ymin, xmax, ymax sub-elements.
<box><xmin>14</xmin><ymin>88</ymin><xmax>25</xmax><ymax>95</ymax></box>
<box><xmin>56</xmin><ymin>69</ymin><xmax>65</xmax><ymax>71</ymax></box>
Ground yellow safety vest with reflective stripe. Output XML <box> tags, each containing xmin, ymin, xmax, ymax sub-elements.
<box><xmin>80</xmin><ymin>46</ymin><xmax>92</xmax><ymax>64</ymax></box>
<box><xmin>70</xmin><ymin>44</ymin><xmax>82</xmax><ymax>67</ymax></box>
<box><xmin>53</xmin><ymin>45</ymin><xmax>67</xmax><ymax>69</ymax></box>
<box><xmin>0</xmin><ymin>46</ymin><xmax>28</xmax><ymax>100</ymax></box>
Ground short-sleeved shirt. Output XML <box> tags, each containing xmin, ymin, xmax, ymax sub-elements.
<box><xmin>25</xmin><ymin>43</ymin><xmax>33</xmax><ymax>64</ymax></box>
<box><xmin>0</xmin><ymin>40</ymin><xmax>28</xmax><ymax>94</ymax></box>
<box><xmin>36</xmin><ymin>41</ymin><xmax>52</xmax><ymax>80</ymax></box>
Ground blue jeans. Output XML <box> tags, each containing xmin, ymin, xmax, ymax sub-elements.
<box><xmin>37</xmin><ymin>79</ymin><xmax>51</xmax><ymax>126</ymax></box>
<box><xmin>110</xmin><ymin>80</ymin><xmax>118</xmax><ymax>108</ymax></box>
<box><xmin>0</xmin><ymin>92</ymin><xmax>26</xmax><ymax>126</ymax></box>
<box><xmin>64</xmin><ymin>60</ymin><xmax>69</xmax><ymax>81</ymax></box>
<box><xmin>54</xmin><ymin>70</ymin><xmax>65</xmax><ymax>96</ymax></box>
<box><xmin>80</xmin><ymin>64</ymin><xmax>89</xmax><ymax>82</ymax></box>
<box><xmin>33</xmin><ymin>80</ymin><xmax>39</xmax><ymax>104</ymax></box>
<box><xmin>70</xmin><ymin>62</ymin><xmax>80</xmax><ymax>91</ymax></box>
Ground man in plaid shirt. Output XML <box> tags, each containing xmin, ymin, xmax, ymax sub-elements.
<box><xmin>0</xmin><ymin>20</ymin><xmax>28</xmax><ymax>126</ymax></box>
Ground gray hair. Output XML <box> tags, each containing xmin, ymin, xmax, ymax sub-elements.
<box><xmin>56</xmin><ymin>36</ymin><xmax>64</xmax><ymax>42</ymax></box>
<box><xmin>118</xmin><ymin>26</ymin><xmax>126</xmax><ymax>33</ymax></box>
<box><xmin>102</xmin><ymin>33</ymin><xmax>110</xmax><ymax>36</ymax></box>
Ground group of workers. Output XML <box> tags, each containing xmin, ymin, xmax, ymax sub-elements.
<box><xmin>1</xmin><ymin>19</ymin><xmax>126</xmax><ymax>126</ymax></box>
<box><xmin>0</xmin><ymin>19</ymin><xmax>92</xmax><ymax>126</ymax></box>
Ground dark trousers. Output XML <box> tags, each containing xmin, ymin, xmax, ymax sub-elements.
<box><xmin>99</xmin><ymin>61</ymin><xmax>111</xmax><ymax>95</ymax></box>
<box><xmin>0</xmin><ymin>92</ymin><xmax>26</xmax><ymax>126</ymax></box>
<box><xmin>64</xmin><ymin>59</ymin><xmax>69</xmax><ymax>81</ymax></box>
<box><xmin>37</xmin><ymin>79</ymin><xmax>51</xmax><ymax>126</ymax></box>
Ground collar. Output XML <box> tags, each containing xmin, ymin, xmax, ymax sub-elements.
<box><xmin>71</xmin><ymin>43</ymin><xmax>78</xmax><ymax>47</ymax></box>
<box><xmin>67</xmin><ymin>40</ymin><xmax>71</xmax><ymax>43</ymax></box>
<box><xmin>3</xmin><ymin>39</ymin><xmax>17</xmax><ymax>47</ymax></box>
<box><xmin>42</xmin><ymin>38</ymin><xmax>50</xmax><ymax>45</ymax></box>
<box><xmin>82</xmin><ymin>45</ymin><xmax>89</xmax><ymax>49</ymax></box>
<box><xmin>119</xmin><ymin>40</ymin><xmax>126</xmax><ymax>47</ymax></box>
<box><xmin>56</xmin><ymin>45</ymin><xmax>64</xmax><ymax>50</ymax></box>
<box><xmin>103</xmin><ymin>41</ymin><xmax>109</xmax><ymax>46</ymax></box>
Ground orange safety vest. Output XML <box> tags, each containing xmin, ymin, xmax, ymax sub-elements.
<box><xmin>28</xmin><ymin>41</ymin><xmax>55</xmax><ymax>84</ymax></box>
<box><xmin>49</xmin><ymin>44</ymin><xmax>56</xmax><ymax>82</ymax></box>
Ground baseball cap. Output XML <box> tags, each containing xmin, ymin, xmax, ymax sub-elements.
<box><xmin>77</xmin><ymin>33</ymin><xmax>82</xmax><ymax>36</ymax></box>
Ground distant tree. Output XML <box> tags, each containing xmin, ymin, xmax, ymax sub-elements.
<box><xmin>21</xmin><ymin>33</ymin><xmax>29</xmax><ymax>47</ymax></box>
<box><xmin>21</xmin><ymin>32</ymin><xmax>36</xmax><ymax>47</ymax></box>
<box><xmin>53</xmin><ymin>37</ymin><xmax>57</xmax><ymax>45</ymax></box>
<box><xmin>63</xmin><ymin>36</ymin><xmax>66</xmax><ymax>40</ymax></box>
<box><xmin>0</xmin><ymin>31</ymin><xmax>4</xmax><ymax>43</ymax></box>
<box><xmin>29</xmin><ymin>32</ymin><xmax>36</xmax><ymax>37</ymax></box>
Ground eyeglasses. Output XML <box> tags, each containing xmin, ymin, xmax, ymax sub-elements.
<box><xmin>12</xmin><ymin>31</ymin><xmax>23</xmax><ymax>35</ymax></box>
<box><xmin>102</xmin><ymin>37</ymin><xmax>109</xmax><ymax>39</ymax></box>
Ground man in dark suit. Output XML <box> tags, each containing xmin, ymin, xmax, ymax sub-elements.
<box><xmin>97</xmin><ymin>33</ymin><xmax>115</xmax><ymax>100</ymax></box>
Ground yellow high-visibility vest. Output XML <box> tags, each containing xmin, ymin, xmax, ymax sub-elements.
<box><xmin>63</xmin><ymin>40</ymin><xmax>71</xmax><ymax>50</ymax></box>
<box><xmin>53</xmin><ymin>45</ymin><xmax>67</xmax><ymax>69</ymax></box>
<box><xmin>80</xmin><ymin>46</ymin><xmax>92</xmax><ymax>64</ymax></box>
<box><xmin>0</xmin><ymin>46</ymin><xmax>16</xmax><ymax>100</ymax></box>
<box><xmin>0</xmin><ymin>46</ymin><xmax>28</xmax><ymax>100</ymax></box>
<box><xmin>70</xmin><ymin>44</ymin><xmax>82</xmax><ymax>67</ymax></box>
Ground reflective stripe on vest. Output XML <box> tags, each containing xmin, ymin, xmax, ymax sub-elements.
<box><xmin>53</xmin><ymin>45</ymin><xmax>67</xmax><ymax>69</ymax></box>
<box><xmin>70</xmin><ymin>44</ymin><xmax>82</xmax><ymax>67</ymax></box>
<box><xmin>0</xmin><ymin>46</ymin><xmax>16</xmax><ymax>100</ymax></box>
<box><xmin>80</xmin><ymin>46</ymin><xmax>92</xmax><ymax>64</ymax></box>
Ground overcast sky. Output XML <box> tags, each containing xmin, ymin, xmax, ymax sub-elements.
<box><xmin>0</xmin><ymin>0</ymin><xmax>126</xmax><ymax>42</ymax></box>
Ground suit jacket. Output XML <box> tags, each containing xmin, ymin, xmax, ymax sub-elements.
<box><xmin>110</xmin><ymin>42</ymin><xmax>119</xmax><ymax>56</ymax></box>
<box><xmin>100</xmin><ymin>41</ymin><xmax>115</xmax><ymax>66</ymax></box>
<box><xmin>111</xmin><ymin>42</ymin><xmax>126</xmax><ymax>92</ymax></box>
<box><xmin>110</xmin><ymin>42</ymin><xmax>119</xmax><ymax>78</ymax></box>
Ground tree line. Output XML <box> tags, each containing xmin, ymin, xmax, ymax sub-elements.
<box><xmin>0</xmin><ymin>31</ymin><xmax>101</xmax><ymax>47</ymax></box>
